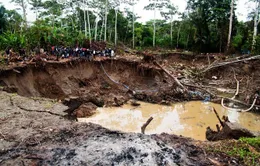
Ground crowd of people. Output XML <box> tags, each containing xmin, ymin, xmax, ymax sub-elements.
<box><xmin>3</xmin><ymin>46</ymin><xmax>115</xmax><ymax>63</ymax></box>
<box><xmin>51</xmin><ymin>46</ymin><xmax>115</xmax><ymax>60</ymax></box>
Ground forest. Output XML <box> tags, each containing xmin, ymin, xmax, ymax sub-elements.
<box><xmin>0</xmin><ymin>0</ymin><xmax>260</xmax><ymax>54</ymax></box>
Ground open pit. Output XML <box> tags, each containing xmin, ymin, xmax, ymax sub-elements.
<box><xmin>1</xmin><ymin>55</ymin><xmax>260</xmax><ymax>165</ymax></box>
<box><xmin>0</xmin><ymin>58</ymin><xmax>183</xmax><ymax>105</ymax></box>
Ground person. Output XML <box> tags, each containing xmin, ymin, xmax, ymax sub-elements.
<box><xmin>108</xmin><ymin>48</ymin><xmax>112</xmax><ymax>58</ymax></box>
<box><xmin>105</xmin><ymin>48</ymin><xmax>109</xmax><ymax>57</ymax></box>
<box><xmin>5</xmin><ymin>47</ymin><xmax>10</xmax><ymax>57</ymax></box>
<box><xmin>51</xmin><ymin>46</ymin><xmax>55</xmax><ymax>55</ymax></box>
<box><xmin>111</xmin><ymin>49</ymin><xmax>115</xmax><ymax>58</ymax></box>
<box><xmin>85</xmin><ymin>49</ymin><xmax>92</xmax><ymax>60</ymax></box>
<box><xmin>19</xmin><ymin>48</ymin><xmax>26</xmax><ymax>59</ymax></box>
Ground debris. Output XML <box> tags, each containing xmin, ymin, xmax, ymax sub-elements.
<box><xmin>206</xmin><ymin>122</ymin><xmax>259</xmax><ymax>141</ymax></box>
<box><xmin>153</xmin><ymin>61</ymin><xmax>187</xmax><ymax>91</ymax></box>
<box><xmin>212</xmin><ymin>76</ymin><xmax>218</xmax><ymax>80</ymax></box>
<box><xmin>202</xmin><ymin>54</ymin><xmax>260</xmax><ymax>73</ymax></box>
<box><xmin>141</xmin><ymin>117</ymin><xmax>153</xmax><ymax>134</ymax></box>
<box><xmin>130</xmin><ymin>100</ymin><xmax>140</xmax><ymax>106</ymax></box>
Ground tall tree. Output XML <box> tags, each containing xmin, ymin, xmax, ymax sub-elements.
<box><xmin>29</xmin><ymin>0</ymin><xmax>42</xmax><ymax>20</ymax></box>
<box><xmin>144</xmin><ymin>0</ymin><xmax>169</xmax><ymax>47</ymax></box>
<box><xmin>11</xmin><ymin>0</ymin><xmax>27</xmax><ymax>29</ymax></box>
<box><xmin>161</xmin><ymin>2</ymin><xmax>178</xmax><ymax>47</ymax></box>
<box><xmin>0</xmin><ymin>6</ymin><xmax>7</xmax><ymax>34</ymax></box>
<box><xmin>41</xmin><ymin>0</ymin><xmax>63</xmax><ymax>28</ymax></box>
<box><xmin>227</xmin><ymin>0</ymin><xmax>234</xmax><ymax>51</ymax></box>
<box><xmin>83</xmin><ymin>0</ymin><xmax>87</xmax><ymax>38</ymax></box>
<box><xmin>125</xmin><ymin>0</ymin><xmax>139</xmax><ymax>48</ymax></box>
<box><xmin>252</xmin><ymin>0</ymin><xmax>260</xmax><ymax>51</ymax></box>
<box><xmin>104</xmin><ymin>0</ymin><xmax>108</xmax><ymax>41</ymax></box>
<box><xmin>187</xmin><ymin>0</ymin><xmax>232</xmax><ymax>52</ymax></box>
<box><xmin>111</xmin><ymin>0</ymin><xmax>121</xmax><ymax>45</ymax></box>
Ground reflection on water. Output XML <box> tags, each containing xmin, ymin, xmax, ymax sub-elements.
<box><xmin>78</xmin><ymin>101</ymin><xmax>260</xmax><ymax>140</ymax></box>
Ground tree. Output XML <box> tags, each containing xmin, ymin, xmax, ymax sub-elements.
<box><xmin>161</xmin><ymin>2</ymin><xmax>178</xmax><ymax>47</ymax></box>
<box><xmin>124</xmin><ymin>0</ymin><xmax>139</xmax><ymax>48</ymax></box>
<box><xmin>29</xmin><ymin>0</ymin><xmax>43</xmax><ymax>20</ymax></box>
<box><xmin>41</xmin><ymin>0</ymin><xmax>63</xmax><ymax>28</ymax></box>
<box><xmin>111</xmin><ymin>0</ymin><xmax>122</xmax><ymax>46</ymax></box>
<box><xmin>6</xmin><ymin>9</ymin><xmax>23</xmax><ymax>33</ymax></box>
<box><xmin>144</xmin><ymin>0</ymin><xmax>169</xmax><ymax>47</ymax></box>
<box><xmin>227</xmin><ymin>0</ymin><xmax>235</xmax><ymax>51</ymax></box>
<box><xmin>104</xmin><ymin>0</ymin><xmax>108</xmax><ymax>41</ymax></box>
<box><xmin>187</xmin><ymin>0</ymin><xmax>233</xmax><ymax>52</ymax></box>
<box><xmin>11</xmin><ymin>0</ymin><xmax>28</xmax><ymax>29</ymax></box>
<box><xmin>0</xmin><ymin>6</ymin><xmax>7</xmax><ymax>34</ymax></box>
<box><xmin>252</xmin><ymin>0</ymin><xmax>260</xmax><ymax>51</ymax></box>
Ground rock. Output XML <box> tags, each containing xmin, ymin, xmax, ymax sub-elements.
<box><xmin>73</xmin><ymin>102</ymin><xmax>98</xmax><ymax>118</ymax></box>
<box><xmin>130</xmin><ymin>100</ymin><xmax>140</xmax><ymax>106</ymax></box>
<box><xmin>63</xmin><ymin>97</ymin><xmax>82</xmax><ymax>114</ymax></box>
<box><xmin>113</xmin><ymin>97</ymin><xmax>124</xmax><ymax>107</ymax></box>
<box><xmin>160</xmin><ymin>100</ymin><xmax>171</xmax><ymax>105</ymax></box>
<box><xmin>3</xmin><ymin>86</ymin><xmax>18</xmax><ymax>93</ymax></box>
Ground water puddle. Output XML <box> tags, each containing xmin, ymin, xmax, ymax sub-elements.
<box><xmin>78</xmin><ymin>101</ymin><xmax>260</xmax><ymax>140</ymax></box>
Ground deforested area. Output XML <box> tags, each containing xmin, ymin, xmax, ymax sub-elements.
<box><xmin>0</xmin><ymin>0</ymin><xmax>260</xmax><ymax>165</ymax></box>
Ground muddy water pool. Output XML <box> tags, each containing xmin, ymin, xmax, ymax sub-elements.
<box><xmin>78</xmin><ymin>101</ymin><xmax>260</xmax><ymax>140</ymax></box>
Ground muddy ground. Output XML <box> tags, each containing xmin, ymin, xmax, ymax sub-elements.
<box><xmin>0</xmin><ymin>91</ymin><xmax>242</xmax><ymax>165</ymax></box>
<box><xmin>0</xmin><ymin>52</ymin><xmax>260</xmax><ymax>165</ymax></box>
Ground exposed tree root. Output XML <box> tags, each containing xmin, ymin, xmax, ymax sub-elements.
<box><xmin>16</xmin><ymin>104</ymin><xmax>63</xmax><ymax>117</ymax></box>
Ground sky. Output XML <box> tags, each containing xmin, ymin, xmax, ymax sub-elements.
<box><xmin>0</xmin><ymin>0</ymin><xmax>255</xmax><ymax>23</ymax></box>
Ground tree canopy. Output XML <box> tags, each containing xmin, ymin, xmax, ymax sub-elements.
<box><xmin>0</xmin><ymin>0</ymin><xmax>260</xmax><ymax>54</ymax></box>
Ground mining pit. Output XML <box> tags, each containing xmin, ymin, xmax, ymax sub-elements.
<box><xmin>0</xmin><ymin>53</ymin><xmax>260</xmax><ymax>165</ymax></box>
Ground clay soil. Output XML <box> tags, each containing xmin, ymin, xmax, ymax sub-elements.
<box><xmin>0</xmin><ymin>52</ymin><xmax>260</xmax><ymax>165</ymax></box>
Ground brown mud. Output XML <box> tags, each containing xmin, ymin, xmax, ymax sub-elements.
<box><xmin>0</xmin><ymin>53</ymin><xmax>260</xmax><ymax>165</ymax></box>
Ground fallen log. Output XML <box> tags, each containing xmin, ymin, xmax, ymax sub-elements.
<box><xmin>202</xmin><ymin>55</ymin><xmax>260</xmax><ymax>73</ymax></box>
<box><xmin>153</xmin><ymin>61</ymin><xmax>187</xmax><ymax>91</ymax></box>
<box><xmin>141</xmin><ymin>117</ymin><xmax>153</xmax><ymax>134</ymax></box>
<box><xmin>100</xmin><ymin>62</ymin><xmax>136</xmax><ymax>95</ymax></box>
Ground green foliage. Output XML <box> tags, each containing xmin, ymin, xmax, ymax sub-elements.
<box><xmin>0</xmin><ymin>6</ymin><xmax>7</xmax><ymax>34</ymax></box>
<box><xmin>232</xmin><ymin>34</ymin><xmax>243</xmax><ymax>49</ymax></box>
<box><xmin>207</xmin><ymin>139</ymin><xmax>260</xmax><ymax>166</ymax></box>
<box><xmin>0</xmin><ymin>0</ymin><xmax>258</xmax><ymax>53</ymax></box>
<box><xmin>252</xmin><ymin>35</ymin><xmax>260</xmax><ymax>55</ymax></box>
<box><xmin>0</xmin><ymin>31</ymin><xmax>26</xmax><ymax>51</ymax></box>
<box><xmin>240</xmin><ymin>137</ymin><xmax>260</xmax><ymax>151</ymax></box>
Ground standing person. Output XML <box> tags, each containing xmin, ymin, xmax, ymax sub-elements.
<box><xmin>111</xmin><ymin>49</ymin><xmax>115</xmax><ymax>58</ymax></box>
<box><xmin>108</xmin><ymin>48</ymin><xmax>112</xmax><ymax>58</ymax></box>
<box><xmin>5</xmin><ymin>47</ymin><xmax>10</xmax><ymax>57</ymax></box>
<box><xmin>82</xmin><ymin>47</ymin><xmax>87</xmax><ymax>58</ymax></box>
<box><xmin>56</xmin><ymin>46</ymin><xmax>61</xmax><ymax>61</ymax></box>
<box><xmin>51</xmin><ymin>46</ymin><xmax>55</xmax><ymax>55</ymax></box>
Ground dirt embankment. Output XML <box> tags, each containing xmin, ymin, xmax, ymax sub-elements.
<box><xmin>0</xmin><ymin>58</ymin><xmax>188</xmax><ymax>115</ymax></box>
